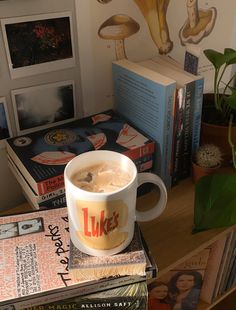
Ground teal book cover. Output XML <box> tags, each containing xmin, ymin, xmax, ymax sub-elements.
<box><xmin>112</xmin><ymin>59</ymin><xmax>176</xmax><ymax>188</ymax></box>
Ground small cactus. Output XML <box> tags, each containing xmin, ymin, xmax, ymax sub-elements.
<box><xmin>195</xmin><ymin>144</ymin><xmax>223</xmax><ymax>168</ymax></box>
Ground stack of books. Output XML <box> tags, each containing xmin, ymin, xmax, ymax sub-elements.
<box><xmin>0</xmin><ymin>207</ymin><xmax>156</xmax><ymax>309</ymax></box>
<box><xmin>6</xmin><ymin>110</ymin><xmax>155</xmax><ymax>210</ymax></box>
<box><xmin>112</xmin><ymin>56</ymin><xmax>204</xmax><ymax>188</ymax></box>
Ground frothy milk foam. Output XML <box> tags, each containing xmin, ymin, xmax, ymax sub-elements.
<box><xmin>71</xmin><ymin>161</ymin><xmax>132</xmax><ymax>193</ymax></box>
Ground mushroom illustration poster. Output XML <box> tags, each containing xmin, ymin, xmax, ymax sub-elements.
<box><xmin>75</xmin><ymin>0</ymin><xmax>236</xmax><ymax>115</ymax></box>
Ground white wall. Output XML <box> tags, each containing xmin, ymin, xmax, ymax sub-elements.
<box><xmin>0</xmin><ymin>0</ymin><xmax>83</xmax><ymax>211</ymax></box>
<box><xmin>75</xmin><ymin>0</ymin><xmax>236</xmax><ymax>114</ymax></box>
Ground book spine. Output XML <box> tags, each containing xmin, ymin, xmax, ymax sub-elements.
<box><xmin>35</xmin><ymin>188</ymin><xmax>65</xmax><ymax>204</ymax></box>
<box><xmin>191</xmin><ymin>78</ymin><xmax>204</xmax><ymax>153</ymax></box>
<box><xmin>171</xmin><ymin>87</ymin><xmax>185</xmax><ymax>186</ymax></box>
<box><xmin>212</xmin><ymin>231</ymin><xmax>234</xmax><ymax>299</ymax></box>
<box><xmin>37</xmin><ymin>175</ymin><xmax>65</xmax><ymax>195</ymax></box>
<box><xmin>123</xmin><ymin>141</ymin><xmax>155</xmax><ymax>160</ymax></box>
<box><xmin>225</xmin><ymin>251</ymin><xmax>236</xmax><ymax>292</ymax></box>
<box><xmin>6</xmin><ymin>142</ymin><xmax>39</xmax><ymax>195</ymax></box>
<box><xmin>37</xmin><ymin>156</ymin><xmax>153</xmax><ymax>209</ymax></box>
<box><xmin>6</xmin><ymin>275</ymin><xmax>150</xmax><ymax>309</ymax></box>
<box><xmin>162</xmin><ymin>88</ymin><xmax>175</xmax><ymax>189</ymax></box>
<box><xmin>218</xmin><ymin>234</ymin><xmax>236</xmax><ymax>294</ymax></box>
<box><xmin>23</xmin><ymin>292</ymin><xmax>148</xmax><ymax>310</ymax></box>
<box><xmin>179</xmin><ymin>81</ymin><xmax>195</xmax><ymax>179</ymax></box>
<box><xmin>37</xmin><ymin>143</ymin><xmax>155</xmax><ymax>195</ymax></box>
<box><xmin>134</xmin><ymin>154</ymin><xmax>153</xmax><ymax>172</ymax></box>
<box><xmin>38</xmin><ymin>194</ymin><xmax>67</xmax><ymax>209</ymax></box>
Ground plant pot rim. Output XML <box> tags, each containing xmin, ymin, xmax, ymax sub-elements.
<box><xmin>192</xmin><ymin>161</ymin><xmax>221</xmax><ymax>170</ymax></box>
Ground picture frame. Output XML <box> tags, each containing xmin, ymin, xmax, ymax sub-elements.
<box><xmin>0</xmin><ymin>97</ymin><xmax>12</xmax><ymax>148</ymax></box>
<box><xmin>11</xmin><ymin>80</ymin><xmax>76</xmax><ymax>135</ymax></box>
<box><xmin>1</xmin><ymin>12</ymin><xmax>75</xmax><ymax>79</ymax></box>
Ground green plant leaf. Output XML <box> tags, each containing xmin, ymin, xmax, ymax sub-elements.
<box><xmin>193</xmin><ymin>174</ymin><xmax>236</xmax><ymax>233</ymax></box>
<box><xmin>224</xmin><ymin>48</ymin><xmax>236</xmax><ymax>65</ymax></box>
<box><xmin>204</xmin><ymin>49</ymin><xmax>226</xmax><ymax>69</ymax></box>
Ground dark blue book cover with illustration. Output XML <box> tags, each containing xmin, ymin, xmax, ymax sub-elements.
<box><xmin>6</xmin><ymin>110</ymin><xmax>155</xmax><ymax>195</ymax></box>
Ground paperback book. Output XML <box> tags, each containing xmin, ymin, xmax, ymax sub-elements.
<box><xmin>69</xmin><ymin>222</ymin><xmax>147</xmax><ymax>281</ymax></box>
<box><xmin>6</xmin><ymin>110</ymin><xmax>155</xmax><ymax>196</ymax></box>
<box><xmin>148</xmin><ymin>247</ymin><xmax>210</xmax><ymax>310</ymax></box>
<box><xmin>141</xmin><ymin>56</ymin><xmax>204</xmax><ymax>183</ymax></box>
<box><xmin>0</xmin><ymin>207</ymin><xmax>156</xmax><ymax>309</ymax></box>
<box><xmin>112</xmin><ymin>59</ymin><xmax>176</xmax><ymax>188</ymax></box>
<box><xmin>24</xmin><ymin>281</ymin><xmax>148</xmax><ymax>310</ymax></box>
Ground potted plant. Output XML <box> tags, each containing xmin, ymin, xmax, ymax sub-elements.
<box><xmin>201</xmin><ymin>48</ymin><xmax>236</xmax><ymax>165</ymax></box>
<box><xmin>192</xmin><ymin>144</ymin><xmax>223</xmax><ymax>183</ymax></box>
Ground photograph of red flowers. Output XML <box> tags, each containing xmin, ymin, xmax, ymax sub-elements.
<box><xmin>1</xmin><ymin>12</ymin><xmax>75</xmax><ymax>78</ymax></box>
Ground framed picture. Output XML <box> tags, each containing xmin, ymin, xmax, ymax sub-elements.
<box><xmin>0</xmin><ymin>97</ymin><xmax>12</xmax><ymax>148</ymax></box>
<box><xmin>1</xmin><ymin>12</ymin><xmax>75</xmax><ymax>79</ymax></box>
<box><xmin>11</xmin><ymin>80</ymin><xmax>76</xmax><ymax>135</ymax></box>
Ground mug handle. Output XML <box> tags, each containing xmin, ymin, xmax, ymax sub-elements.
<box><xmin>135</xmin><ymin>172</ymin><xmax>167</xmax><ymax>222</ymax></box>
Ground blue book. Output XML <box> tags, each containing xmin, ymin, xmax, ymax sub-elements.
<box><xmin>6</xmin><ymin>110</ymin><xmax>155</xmax><ymax>195</ymax></box>
<box><xmin>152</xmin><ymin>55</ymin><xmax>204</xmax><ymax>153</ymax></box>
<box><xmin>8</xmin><ymin>149</ymin><xmax>154</xmax><ymax>210</ymax></box>
<box><xmin>112</xmin><ymin>59</ymin><xmax>176</xmax><ymax>188</ymax></box>
<box><xmin>146</xmin><ymin>56</ymin><xmax>204</xmax><ymax>181</ymax></box>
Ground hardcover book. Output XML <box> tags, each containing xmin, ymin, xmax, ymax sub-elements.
<box><xmin>8</xmin><ymin>150</ymin><xmax>153</xmax><ymax>210</ymax></box>
<box><xmin>69</xmin><ymin>222</ymin><xmax>147</xmax><ymax>281</ymax></box>
<box><xmin>28</xmin><ymin>281</ymin><xmax>148</xmax><ymax>310</ymax></box>
<box><xmin>112</xmin><ymin>59</ymin><xmax>176</xmax><ymax>188</ymax></box>
<box><xmin>6</xmin><ymin>110</ymin><xmax>155</xmax><ymax>196</ymax></box>
<box><xmin>0</xmin><ymin>207</ymin><xmax>156</xmax><ymax>309</ymax></box>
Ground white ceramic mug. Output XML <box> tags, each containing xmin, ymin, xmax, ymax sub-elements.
<box><xmin>64</xmin><ymin>150</ymin><xmax>167</xmax><ymax>256</ymax></box>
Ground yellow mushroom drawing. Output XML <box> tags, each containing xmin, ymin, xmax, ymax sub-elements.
<box><xmin>133</xmin><ymin>0</ymin><xmax>173</xmax><ymax>54</ymax></box>
<box><xmin>98</xmin><ymin>14</ymin><xmax>140</xmax><ymax>60</ymax></box>
<box><xmin>179</xmin><ymin>0</ymin><xmax>217</xmax><ymax>45</ymax></box>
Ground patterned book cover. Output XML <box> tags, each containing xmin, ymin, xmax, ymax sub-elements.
<box><xmin>0</xmin><ymin>208</ymin><xmax>155</xmax><ymax>310</ymax></box>
<box><xmin>69</xmin><ymin>222</ymin><xmax>147</xmax><ymax>281</ymax></box>
<box><xmin>8</xmin><ymin>150</ymin><xmax>153</xmax><ymax>210</ymax></box>
<box><xmin>6</xmin><ymin>110</ymin><xmax>155</xmax><ymax>195</ymax></box>
<box><xmin>25</xmin><ymin>281</ymin><xmax>148</xmax><ymax>310</ymax></box>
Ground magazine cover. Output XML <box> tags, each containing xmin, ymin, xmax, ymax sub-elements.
<box><xmin>147</xmin><ymin>248</ymin><xmax>210</xmax><ymax>310</ymax></box>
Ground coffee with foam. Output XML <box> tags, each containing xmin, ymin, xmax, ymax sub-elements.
<box><xmin>71</xmin><ymin>161</ymin><xmax>132</xmax><ymax>193</ymax></box>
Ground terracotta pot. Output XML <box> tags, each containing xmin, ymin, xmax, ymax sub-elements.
<box><xmin>200</xmin><ymin>122</ymin><xmax>236</xmax><ymax>164</ymax></box>
<box><xmin>192</xmin><ymin>162</ymin><xmax>221</xmax><ymax>183</ymax></box>
<box><xmin>201</xmin><ymin>94</ymin><xmax>236</xmax><ymax>165</ymax></box>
